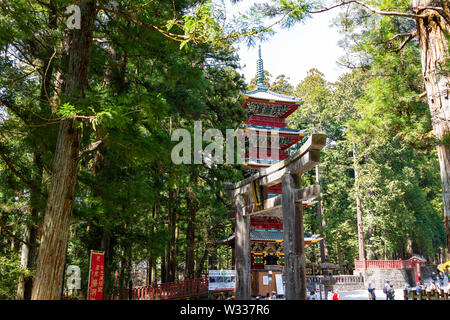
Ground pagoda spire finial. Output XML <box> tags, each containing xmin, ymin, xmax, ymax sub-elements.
<box><xmin>256</xmin><ymin>45</ymin><xmax>268</xmax><ymax>91</ymax></box>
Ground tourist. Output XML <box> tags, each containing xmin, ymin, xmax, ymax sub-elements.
<box><xmin>431</xmin><ymin>271</ymin><xmax>438</xmax><ymax>283</ymax></box>
<box><xmin>429</xmin><ymin>281</ymin><xmax>436</xmax><ymax>292</ymax></box>
<box><xmin>438</xmin><ymin>271</ymin><xmax>445</xmax><ymax>287</ymax></box>
<box><xmin>416</xmin><ymin>281</ymin><xmax>425</xmax><ymax>296</ymax></box>
<box><xmin>389</xmin><ymin>284</ymin><xmax>395</xmax><ymax>300</ymax></box>
<box><xmin>383</xmin><ymin>280</ymin><xmax>391</xmax><ymax>300</ymax></box>
<box><xmin>271</xmin><ymin>291</ymin><xmax>277</xmax><ymax>300</ymax></box>
<box><xmin>371</xmin><ymin>287</ymin><xmax>376</xmax><ymax>300</ymax></box>
<box><xmin>314</xmin><ymin>289</ymin><xmax>321</xmax><ymax>300</ymax></box>
<box><xmin>332</xmin><ymin>290</ymin><xmax>340</xmax><ymax>300</ymax></box>
<box><xmin>308</xmin><ymin>291</ymin><xmax>316</xmax><ymax>300</ymax></box>
<box><xmin>368</xmin><ymin>283</ymin><xmax>373</xmax><ymax>300</ymax></box>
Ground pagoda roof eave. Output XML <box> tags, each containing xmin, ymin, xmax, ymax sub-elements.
<box><xmin>242</xmin><ymin>89</ymin><xmax>302</xmax><ymax>104</ymax></box>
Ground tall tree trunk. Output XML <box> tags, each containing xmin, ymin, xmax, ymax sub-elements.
<box><xmin>147</xmin><ymin>204</ymin><xmax>158</xmax><ymax>285</ymax></box>
<box><xmin>17</xmin><ymin>228</ymin><xmax>30</xmax><ymax>300</ymax></box>
<box><xmin>406</xmin><ymin>235</ymin><xmax>414</xmax><ymax>257</ymax></box>
<box><xmin>337</xmin><ymin>242</ymin><xmax>344</xmax><ymax>274</ymax></box>
<box><xmin>161</xmin><ymin>249</ymin><xmax>167</xmax><ymax>283</ymax></box>
<box><xmin>167</xmin><ymin>188</ymin><xmax>178</xmax><ymax>282</ymax></box>
<box><xmin>32</xmin><ymin>1</ymin><xmax>96</xmax><ymax>300</ymax></box>
<box><xmin>413</xmin><ymin>1</ymin><xmax>450</xmax><ymax>255</ymax></box>
<box><xmin>196</xmin><ymin>247</ymin><xmax>209</xmax><ymax>278</ymax></box>
<box><xmin>353</xmin><ymin>142</ymin><xmax>365</xmax><ymax>261</ymax></box>
<box><xmin>315</xmin><ymin>165</ymin><xmax>328</xmax><ymax>262</ymax></box>
<box><xmin>101</xmin><ymin>230</ymin><xmax>113</xmax><ymax>299</ymax></box>
<box><xmin>19</xmin><ymin>0</ymin><xmax>59</xmax><ymax>294</ymax></box>
<box><xmin>17</xmin><ymin>152</ymin><xmax>43</xmax><ymax>299</ymax></box>
<box><xmin>185</xmin><ymin>187</ymin><xmax>197</xmax><ymax>279</ymax></box>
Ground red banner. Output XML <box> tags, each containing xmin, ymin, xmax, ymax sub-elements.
<box><xmin>88</xmin><ymin>251</ymin><xmax>105</xmax><ymax>300</ymax></box>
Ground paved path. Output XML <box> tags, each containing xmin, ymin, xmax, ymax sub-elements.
<box><xmin>339</xmin><ymin>289</ymin><xmax>406</xmax><ymax>300</ymax></box>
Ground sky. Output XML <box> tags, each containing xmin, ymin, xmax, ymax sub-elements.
<box><xmin>224</xmin><ymin>0</ymin><xmax>349</xmax><ymax>86</ymax></box>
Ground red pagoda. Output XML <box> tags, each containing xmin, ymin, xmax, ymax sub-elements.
<box><xmin>223</xmin><ymin>47</ymin><xmax>322</xmax><ymax>296</ymax></box>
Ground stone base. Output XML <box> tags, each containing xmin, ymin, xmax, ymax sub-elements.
<box><xmin>354</xmin><ymin>268</ymin><xmax>415</xmax><ymax>289</ymax></box>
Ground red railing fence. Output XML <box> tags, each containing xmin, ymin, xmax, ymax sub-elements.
<box><xmin>113</xmin><ymin>278</ymin><xmax>209</xmax><ymax>300</ymax></box>
<box><xmin>354</xmin><ymin>259</ymin><xmax>423</xmax><ymax>270</ymax></box>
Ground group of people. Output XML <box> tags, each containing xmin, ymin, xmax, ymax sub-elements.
<box><xmin>307</xmin><ymin>289</ymin><xmax>340</xmax><ymax>300</ymax></box>
<box><xmin>369</xmin><ymin>270</ymin><xmax>449</xmax><ymax>300</ymax></box>
<box><xmin>431</xmin><ymin>271</ymin><xmax>447</xmax><ymax>288</ymax></box>
<box><xmin>414</xmin><ymin>270</ymin><xmax>449</xmax><ymax>294</ymax></box>
<box><xmin>255</xmin><ymin>291</ymin><xmax>279</xmax><ymax>300</ymax></box>
<box><xmin>367</xmin><ymin>281</ymin><xmax>395</xmax><ymax>300</ymax></box>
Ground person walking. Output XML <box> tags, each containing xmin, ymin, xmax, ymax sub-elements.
<box><xmin>371</xmin><ymin>287</ymin><xmax>376</xmax><ymax>300</ymax></box>
<box><xmin>368</xmin><ymin>283</ymin><xmax>373</xmax><ymax>300</ymax></box>
<box><xmin>383</xmin><ymin>280</ymin><xmax>391</xmax><ymax>300</ymax></box>
<box><xmin>389</xmin><ymin>284</ymin><xmax>395</xmax><ymax>300</ymax></box>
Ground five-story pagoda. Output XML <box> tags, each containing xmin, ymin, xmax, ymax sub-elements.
<box><xmin>222</xmin><ymin>47</ymin><xmax>322</xmax><ymax>297</ymax></box>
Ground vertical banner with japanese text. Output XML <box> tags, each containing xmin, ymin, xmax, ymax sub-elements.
<box><xmin>88</xmin><ymin>251</ymin><xmax>105</xmax><ymax>300</ymax></box>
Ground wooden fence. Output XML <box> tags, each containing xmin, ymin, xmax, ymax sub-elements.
<box><xmin>404</xmin><ymin>289</ymin><xmax>450</xmax><ymax>300</ymax></box>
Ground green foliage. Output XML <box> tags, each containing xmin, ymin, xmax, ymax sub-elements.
<box><xmin>0</xmin><ymin>0</ymin><xmax>246</xmax><ymax>299</ymax></box>
<box><xmin>0</xmin><ymin>252</ymin><xmax>32</xmax><ymax>300</ymax></box>
<box><xmin>287</xmin><ymin>65</ymin><xmax>445</xmax><ymax>265</ymax></box>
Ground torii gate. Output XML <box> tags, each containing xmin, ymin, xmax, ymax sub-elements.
<box><xmin>223</xmin><ymin>133</ymin><xmax>326</xmax><ymax>300</ymax></box>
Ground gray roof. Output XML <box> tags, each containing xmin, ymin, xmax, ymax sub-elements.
<box><xmin>250</xmin><ymin>230</ymin><xmax>320</xmax><ymax>241</ymax></box>
<box><xmin>243</xmin><ymin>88</ymin><xmax>302</xmax><ymax>103</ymax></box>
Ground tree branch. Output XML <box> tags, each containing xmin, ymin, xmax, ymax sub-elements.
<box><xmin>0</xmin><ymin>219</ymin><xmax>36</xmax><ymax>247</ymax></box>
<box><xmin>395</xmin><ymin>32</ymin><xmax>415</xmax><ymax>52</ymax></box>
<box><xmin>308</xmin><ymin>1</ymin><xmax>426</xmax><ymax>19</ymax></box>
<box><xmin>388</xmin><ymin>31</ymin><xmax>417</xmax><ymax>42</ymax></box>
<box><xmin>0</xmin><ymin>144</ymin><xmax>47</xmax><ymax>198</ymax></box>
<box><xmin>79</xmin><ymin>140</ymin><xmax>103</xmax><ymax>158</ymax></box>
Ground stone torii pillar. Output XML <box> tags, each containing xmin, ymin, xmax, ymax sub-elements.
<box><xmin>282</xmin><ymin>172</ymin><xmax>306</xmax><ymax>300</ymax></box>
<box><xmin>234</xmin><ymin>194</ymin><xmax>250</xmax><ymax>300</ymax></box>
